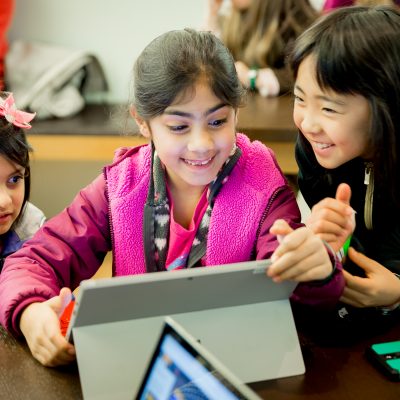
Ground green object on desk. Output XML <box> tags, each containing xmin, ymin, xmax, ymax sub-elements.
<box><xmin>248</xmin><ymin>68</ymin><xmax>258</xmax><ymax>91</ymax></box>
<box><xmin>388</xmin><ymin>359</ymin><xmax>400</xmax><ymax>370</ymax></box>
<box><xmin>342</xmin><ymin>235</ymin><xmax>352</xmax><ymax>257</ymax></box>
<box><xmin>372</xmin><ymin>340</ymin><xmax>400</xmax><ymax>355</ymax></box>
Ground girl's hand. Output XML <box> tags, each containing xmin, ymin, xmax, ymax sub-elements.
<box><xmin>267</xmin><ymin>219</ymin><xmax>333</xmax><ymax>282</ymax></box>
<box><xmin>20</xmin><ymin>287</ymin><xmax>76</xmax><ymax>367</ymax></box>
<box><xmin>257</xmin><ymin>68</ymin><xmax>280</xmax><ymax>97</ymax></box>
<box><xmin>306</xmin><ymin>183</ymin><xmax>355</xmax><ymax>253</ymax></box>
<box><xmin>340</xmin><ymin>248</ymin><xmax>400</xmax><ymax>308</ymax></box>
<box><xmin>234</xmin><ymin>63</ymin><xmax>280</xmax><ymax>97</ymax></box>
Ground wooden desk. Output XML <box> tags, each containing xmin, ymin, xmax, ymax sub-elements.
<box><xmin>27</xmin><ymin>94</ymin><xmax>298</xmax><ymax>175</ymax></box>
<box><xmin>1</xmin><ymin>314</ymin><xmax>399</xmax><ymax>400</ymax></box>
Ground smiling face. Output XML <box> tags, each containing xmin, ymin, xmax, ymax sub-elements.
<box><xmin>137</xmin><ymin>80</ymin><xmax>237</xmax><ymax>195</ymax></box>
<box><xmin>0</xmin><ymin>154</ymin><xmax>25</xmax><ymax>236</ymax></box>
<box><xmin>293</xmin><ymin>55</ymin><xmax>371</xmax><ymax>169</ymax></box>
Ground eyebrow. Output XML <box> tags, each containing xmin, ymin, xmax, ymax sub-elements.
<box><xmin>294</xmin><ymin>85</ymin><xmax>346</xmax><ymax>106</ymax></box>
<box><xmin>9</xmin><ymin>167</ymin><xmax>25</xmax><ymax>176</ymax></box>
<box><xmin>164</xmin><ymin>103</ymin><xmax>228</xmax><ymax>118</ymax></box>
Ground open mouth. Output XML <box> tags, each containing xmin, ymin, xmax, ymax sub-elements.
<box><xmin>313</xmin><ymin>142</ymin><xmax>333</xmax><ymax>150</ymax></box>
<box><xmin>183</xmin><ymin>157</ymin><xmax>213</xmax><ymax>166</ymax></box>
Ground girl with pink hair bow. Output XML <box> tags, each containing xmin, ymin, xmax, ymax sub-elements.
<box><xmin>0</xmin><ymin>91</ymin><xmax>45</xmax><ymax>273</ymax></box>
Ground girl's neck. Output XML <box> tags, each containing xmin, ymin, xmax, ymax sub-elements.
<box><xmin>167</xmin><ymin>183</ymin><xmax>207</xmax><ymax>229</ymax></box>
<box><xmin>166</xmin><ymin>173</ymin><xmax>207</xmax><ymax>203</ymax></box>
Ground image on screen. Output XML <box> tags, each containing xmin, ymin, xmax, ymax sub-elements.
<box><xmin>137</xmin><ymin>328</ymin><xmax>248</xmax><ymax>400</ymax></box>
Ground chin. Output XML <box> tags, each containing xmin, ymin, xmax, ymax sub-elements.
<box><xmin>315</xmin><ymin>157</ymin><xmax>341</xmax><ymax>170</ymax></box>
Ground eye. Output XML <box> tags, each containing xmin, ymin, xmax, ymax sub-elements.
<box><xmin>208</xmin><ymin>118</ymin><xmax>227</xmax><ymax>128</ymax></box>
<box><xmin>293</xmin><ymin>94</ymin><xmax>304</xmax><ymax>103</ymax></box>
<box><xmin>322</xmin><ymin>107</ymin><xmax>338</xmax><ymax>114</ymax></box>
<box><xmin>8</xmin><ymin>174</ymin><xmax>24</xmax><ymax>185</ymax></box>
<box><xmin>167</xmin><ymin>124</ymin><xmax>189</xmax><ymax>133</ymax></box>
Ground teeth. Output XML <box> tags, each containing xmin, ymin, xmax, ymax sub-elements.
<box><xmin>185</xmin><ymin>158</ymin><xmax>212</xmax><ymax>166</ymax></box>
<box><xmin>314</xmin><ymin>142</ymin><xmax>332</xmax><ymax>149</ymax></box>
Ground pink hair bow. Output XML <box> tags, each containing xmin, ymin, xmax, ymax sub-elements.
<box><xmin>0</xmin><ymin>93</ymin><xmax>36</xmax><ymax>129</ymax></box>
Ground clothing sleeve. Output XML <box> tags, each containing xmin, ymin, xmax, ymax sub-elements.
<box><xmin>0</xmin><ymin>174</ymin><xmax>111</xmax><ymax>336</ymax></box>
<box><xmin>255</xmin><ymin>183</ymin><xmax>345</xmax><ymax>309</ymax></box>
<box><xmin>323</xmin><ymin>0</ymin><xmax>354</xmax><ymax>12</ymax></box>
<box><xmin>255</xmin><ymin>184</ymin><xmax>303</xmax><ymax>260</ymax></box>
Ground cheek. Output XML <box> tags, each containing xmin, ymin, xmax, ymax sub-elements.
<box><xmin>292</xmin><ymin>108</ymin><xmax>302</xmax><ymax>129</ymax></box>
<box><xmin>217</xmin><ymin>130</ymin><xmax>236</xmax><ymax>152</ymax></box>
<box><xmin>153</xmin><ymin>137</ymin><xmax>182</xmax><ymax>163</ymax></box>
<box><xmin>14</xmin><ymin>185</ymin><xmax>25</xmax><ymax>213</ymax></box>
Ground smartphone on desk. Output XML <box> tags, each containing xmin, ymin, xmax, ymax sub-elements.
<box><xmin>366</xmin><ymin>340</ymin><xmax>400</xmax><ymax>381</ymax></box>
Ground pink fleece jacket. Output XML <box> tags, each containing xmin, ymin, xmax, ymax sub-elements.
<box><xmin>106</xmin><ymin>134</ymin><xmax>285</xmax><ymax>275</ymax></box>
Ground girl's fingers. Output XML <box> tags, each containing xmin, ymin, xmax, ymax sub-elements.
<box><xmin>340</xmin><ymin>286</ymin><xmax>371</xmax><ymax>308</ymax></box>
<box><xmin>269</xmin><ymin>234</ymin><xmax>331</xmax><ymax>280</ymax></box>
<box><xmin>269</xmin><ymin>219</ymin><xmax>293</xmax><ymax>237</ymax></box>
<box><xmin>309</xmin><ymin>217</ymin><xmax>349</xmax><ymax>235</ymax></box>
<box><xmin>270</xmin><ymin>250</ymin><xmax>330</xmax><ymax>282</ymax></box>
<box><xmin>33</xmin><ymin>335</ymin><xmax>75</xmax><ymax>366</ymax></box>
<box><xmin>312</xmin><ymin>197</ymin><xmax>354</xmax><ymax>217</ymax></box>
<box><xmin>315</xmin><ymin>232</ymin><xmax>341</xmax><ymax>244</ymax></box>
<box><xmin>46</xmin><ymin>349</ymin><xmax>76</xmax><ymax>367</ymax></box>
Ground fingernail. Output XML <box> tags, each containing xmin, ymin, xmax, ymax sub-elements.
<box><xmin>68</xmin><ymin>347</ymin><xmax>76</xmax><ymax>355</ymax></box>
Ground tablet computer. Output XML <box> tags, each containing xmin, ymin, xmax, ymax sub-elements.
<box><xmin>67</xmin><ymin>260</ymin><xmax>304</xmax><ymax>400</ymax></box>
<box><xmin>136</xmin><ymin>316</ymin><xmax>261</xmax><ymax>400</ymax></box>
<box><xmin>66</xmin><ymin>259</ymin><xmax>289</xmax><ymax>341</ymax></box>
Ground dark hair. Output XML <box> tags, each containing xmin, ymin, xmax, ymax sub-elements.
<box><xmin>0</xmin><ymin>118</ymin><xmax>31</xmax><ymax>226</ymax></box>
<box><xmin>132</xmin><ymin>28</ymin><xmax>246</xmax><ymax>120</ymax></box>
<box><xmin>290</xmin><ymin>6</ymin><xmax>400</xmax><ymax>201</ymax></box>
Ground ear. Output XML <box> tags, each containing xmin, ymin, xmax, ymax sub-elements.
<box><xmin>130</xmin><ymin>106</ymin><xmax>151</xmax><ymax>138</ymax></box>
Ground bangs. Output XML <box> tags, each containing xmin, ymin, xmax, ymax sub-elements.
<box><xmin>290</xmin><ymin>6</ymin><xmax>400</xmax><ymax>97</ymax></box>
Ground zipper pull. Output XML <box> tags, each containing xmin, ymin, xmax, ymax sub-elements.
<box><xmin>364</xmin><ymin>163</ymin><xmax>372</xmax><ymax>185</ymax></box>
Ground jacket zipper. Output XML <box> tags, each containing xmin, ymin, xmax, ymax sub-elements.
<box><xmin>364</xmin><ymin>162</ymin><xmax>374</xmax><ymax>230</ymax></box>
<box><xmin>253</xmin><ymin>187</ymin><xmax>281</xmax><ymax>258</ymax></box>
<box><xmin>103</xmin><ymin>167</ymin><xmax>116</xmax><ymax>275</ymax></box>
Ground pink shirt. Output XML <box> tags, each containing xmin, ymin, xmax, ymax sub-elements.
<box><xmin>165</xmin><ymin>188</ymin><xmax>208</xmax><ymax>271</ymax></box>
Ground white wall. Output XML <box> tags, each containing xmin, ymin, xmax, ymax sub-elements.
<box><xmin>9</xmin><ymin>0</ymin><xmax>207</xmax><ymax>104</ymax></box>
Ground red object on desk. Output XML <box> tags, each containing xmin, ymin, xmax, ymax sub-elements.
<box><xmin>60</xmin><ymin>299</ymin><xmax>75</xmax><ymax>336</ymax></box>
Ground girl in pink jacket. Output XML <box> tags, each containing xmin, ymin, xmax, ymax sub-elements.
<box><xmin>0</xmin><ymin>29</ymin><xmax>344</xmax><ymax>367</ymax></box>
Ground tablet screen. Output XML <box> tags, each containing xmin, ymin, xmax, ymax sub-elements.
<box><xmin>136</xmin><ymin>320</ymin><xmax>259</xmax><ymax>400</ymax></box>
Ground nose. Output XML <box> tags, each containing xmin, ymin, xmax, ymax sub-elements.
<box><xmin>0</xmin><ymin>186</ymin><xmax>12</xmax><ymax>210</ymax></box>
<box><xmin>300</xmin><ymin>111</ymin><xmax>322</xmax><ymax>135</ymax></box>
<box><xmin>187</xmin><ymin>128</ymin><xmax>214</xmax><ymax>154</ymax></box>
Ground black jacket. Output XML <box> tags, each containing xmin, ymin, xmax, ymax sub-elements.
<box><xmin>295</xmin><ymin>136</ymin><xmax>400</xmax><ymax>275</ymax></box>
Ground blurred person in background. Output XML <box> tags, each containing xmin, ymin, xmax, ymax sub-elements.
<box><xmin>206</xmin><ymin>0</ymin><xmax>317</xmax><ymax>97</ymax></box>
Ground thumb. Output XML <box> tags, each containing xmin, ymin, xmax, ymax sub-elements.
<box><xmin>270</xmin><ymin>219</ymin><xmax>293</xmax><ymax>239</ymax></box>
<box><xmin>47</xmin><ymin>287</ymin><xmax>73</xmax><ymax>317</ymax></box>
<box><xmin>336</xmin><ymin>183</ymin><xmax>352</xmax><ymax>205</ymax></box>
